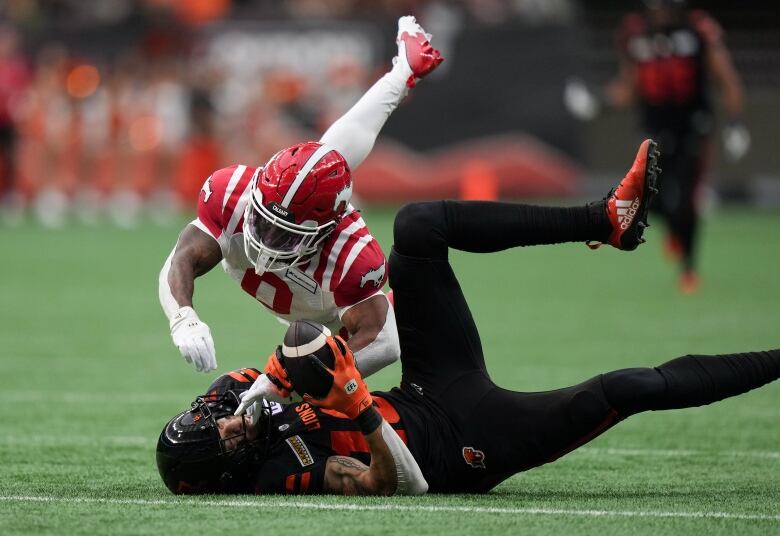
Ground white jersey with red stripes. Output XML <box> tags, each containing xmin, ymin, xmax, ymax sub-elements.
<box><xmin>191</xmin><ymin>164</ymin><xmax>388</xmax><ymax>334</ymax></box>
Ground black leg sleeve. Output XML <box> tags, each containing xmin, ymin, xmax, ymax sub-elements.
<box><xmin>602</xmin><ymin>350</ymin><xmax>780</xmax><ymax>417</ymax></box>
<box><xmin>393</xmin><ymin>200</ymin><xmax>611</xmax><ymax>260</ymax></box>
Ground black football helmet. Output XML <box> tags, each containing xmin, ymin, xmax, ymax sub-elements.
<box><xmin>156</xmin><ymin>391</ymin><xmax>271</xmax><ymax>494</ymax></box>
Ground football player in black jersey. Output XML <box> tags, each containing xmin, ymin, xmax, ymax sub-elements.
<box><xmin>565</xmin><ymin>0</ymin><xmax>748</xmax><ymax>293</ymax></box>
<box><xmin>157</xmin><ymin>141</ymin><xmax>779</xmax><ymax>496</ymax></box>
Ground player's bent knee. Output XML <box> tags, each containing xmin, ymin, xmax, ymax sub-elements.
<box><xmin>566</xmin><ymin>388</ymin><xmax>613</xmax><ymax>431</ymax></box>
<box><xmin>601</xmin><ymin>368</ymin><xmax>667</xmax><ymax>416</ymax></box>
<box><xmin>393</xmin><ymin>202</ymin><xmax>447</xmax><ymax>258</ymax></box>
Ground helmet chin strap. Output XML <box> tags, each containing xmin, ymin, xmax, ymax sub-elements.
<box><xmin>254</xmin><ymin>252</ymin><xmax>272</xmax><ymax>275</ymax></box>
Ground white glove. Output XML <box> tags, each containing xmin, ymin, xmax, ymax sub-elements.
<box><xmin>722</xmin><ymin>122</ymin><xmax>750</xmax><ymax>162</ymax></box>
<box><xmin>169</xmin><ymin>306</ymin><xmax>217</xmax><ymax>372</ymax></box>
<box><xmin>244</xmin><ymin>399</ymin><xmax>263</xmax><ymax>426</ymax></box>
<box><xmin>564</xmin><ymin>77</ymin><xmax>600</xmax><ymax>121</ymax></box>
<box><xmin>234</xmin><ymin>374</ymin><xmax>300</xmax><ymax>416</ymax></box>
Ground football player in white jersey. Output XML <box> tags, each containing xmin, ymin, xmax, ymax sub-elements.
<box><xmin>158</xmin><ymin>17</ymin><xmax>443</xmax><ymax>406</ymax></box>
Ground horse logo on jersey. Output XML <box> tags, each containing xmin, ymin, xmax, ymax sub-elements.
<box><xmin>462</xmin><ymin>447</ymin><xmax>486</xmax><ymax>469</ymax></box>
<box><xmin>201</xmin><ymin>177</ymin><xmax>213</xmax><ymax>203</ymax></box>
<box><xmin>360</xmin><ymin>263</ymin><xmax>386</xmax><ymax>289</ymax></box>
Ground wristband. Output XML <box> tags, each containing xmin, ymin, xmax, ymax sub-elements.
<box><xmin>355</xmin><ymin>406</ymin><xmax>383</xmax><ymax>435</ymax></box>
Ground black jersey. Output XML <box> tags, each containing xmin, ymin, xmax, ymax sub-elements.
<box><xmin>206</xmin><ymin>369</ymin><xmax>507</xmax><ymax>494</ymax></box>
<box><xmin>251</xmin><ymin>393</ymin><xmax>421</xmax><ymax>494</ymax></box>
<box><xmin>205</xmin><ymin>368</ymin><xmax>420</xmax><ymax>494</ymax></box>
<box><xmin>618</xmin><ymin>10</ymin><xmax>723</xmax><ymax>135</ymax></box>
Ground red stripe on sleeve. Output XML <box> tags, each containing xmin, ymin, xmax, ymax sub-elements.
<box><xmin>221</xmin><ymin>166</ymin><xmax>255</xmax><ymax>226</ymax></box>
<box><xmin>329</xmin><ymin>227</ymin><xmax>369</xmax><ymax>289</ymax></box>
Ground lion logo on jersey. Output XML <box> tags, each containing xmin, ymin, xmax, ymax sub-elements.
<box><xmin>360</xmin><ymin>263</ymin><xmax>386</xmax><ymax>289</ymax></box>
<box><xmin>462</xmin><ymin>447</ymin><xmax>486</xmax><ymax>469</ymax></box>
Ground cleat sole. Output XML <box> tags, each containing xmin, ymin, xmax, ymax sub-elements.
<box><xmin>622</xmin><ymin>139</ymin><xmax>661</xmax><ymax>250</ymax></box>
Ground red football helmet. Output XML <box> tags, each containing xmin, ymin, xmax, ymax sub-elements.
<box><xmin>243</xmin><ymin>142</ymin><xmax>353</xmax><ymax>274</ymax></box>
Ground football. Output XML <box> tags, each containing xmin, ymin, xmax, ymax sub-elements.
<box><xmin>279</xmin><ymin>320</ymin><xmax>336</xmax><ymax>399</ymax></box>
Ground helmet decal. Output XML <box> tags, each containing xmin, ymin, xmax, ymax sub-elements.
<box><xmin>333</xmin><ymin>181</ymin><xmax>353</xmax><ymax>212</ymax></box>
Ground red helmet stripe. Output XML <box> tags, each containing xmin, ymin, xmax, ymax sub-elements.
<box><xmin>280</xmin><ymin>144</ymin><xmax>336</xmax><ymax>208</ymax></box>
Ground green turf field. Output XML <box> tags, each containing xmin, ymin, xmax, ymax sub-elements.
<box><xmin>1</xmin><ymin>206</ymin><xmax>778</xmax><ymax>535</ymax></box>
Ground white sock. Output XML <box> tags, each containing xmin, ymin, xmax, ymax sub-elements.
<box><xmin>319</xmin><ymin>61</ymin><xmax>411</xmax><ymax>170</ymax></box>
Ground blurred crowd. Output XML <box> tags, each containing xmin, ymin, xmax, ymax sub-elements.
<box><xmin>0</xmin><ymin>0</ymin><xmax>574</xmax><ymax>227</ymax></box>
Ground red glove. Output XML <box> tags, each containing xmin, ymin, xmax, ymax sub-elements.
<box><xmin>264</xmin><ymin>348</ymin><xmax>293</xmax><ymax>399</ymax></box>
<box><xmin>304</xmin><ymin>336</ymin><xmax>373</xmax><ymax>420</ymax></box>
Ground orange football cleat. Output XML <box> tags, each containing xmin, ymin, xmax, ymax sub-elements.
<box><xmin>588</xmin><ymin>139</ymin><xmax>661</xmax><ymax>251</ymax></box>
<box><xmin>680</xmin><ymin>270</ymin><xmax>700</xmax><ymax>295</ymax></box>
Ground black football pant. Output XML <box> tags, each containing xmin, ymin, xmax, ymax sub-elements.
<box><xmin>651</xmin><ymin>131</ymin><xmax>711</xmax><ymax>272</ymax></box>
<box><xmin>389</xmin><ymin>200</ymin><xmax>780</xmax><ymax>493</ymax></box>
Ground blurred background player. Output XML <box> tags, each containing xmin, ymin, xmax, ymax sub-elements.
<box><xmin>565</xmin><ymin>0</ymin><xmax>749</xmax><ymax>293</ymax></box>
<box><xmin>0</xmin><ymin>24</ymin><xmax>30</xmax><ymax>222</ymax></box>
<box><xmin>159</xmin><ymin>18</ymin><xmax>442</xmax><ymax>409</ymax></box>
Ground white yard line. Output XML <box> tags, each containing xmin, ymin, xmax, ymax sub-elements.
<box><xmin>1</xmin><ymin>392</ymin><xmax>184</xmax><ymax>403</ymax></box>
<box><xmin>578</xmin><ymin>447</ymin><xmax>699</xmax><ymax>457</ymax></box>
<box><xmin>0</xmin><ymin>435</ymin><xmax>151</xmax><ymax>447</ymax></box>
<box><xmin>0</xmin><ymin>495</ymin><xmax>778</xmax><ymax>522</ymax></box>
<box><xmin>578</xmin><ymin>447</ymin><xmax>780</xmax><ymax>459</ymax></box>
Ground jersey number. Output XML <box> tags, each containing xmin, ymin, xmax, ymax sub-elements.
<box><xmin>241</xmin><ymin>270</ymin><xmax>293</xmax><ymax>314</ymax></box>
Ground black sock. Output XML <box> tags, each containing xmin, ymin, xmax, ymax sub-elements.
<box><xmin>602</xmin><ymin>350</ymin><xmax>780</xmax><ymax>416</ymax></box>
<box><xmin>441</xmin><ymin>200</ymin><xmax>611</xmax><ymax>253</ymax></box>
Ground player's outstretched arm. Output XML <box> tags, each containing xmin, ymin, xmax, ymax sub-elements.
<box><xmin>706</xmin><ymin>31</ymin><xmax>749</xmax><ymax>161</ymax></box>
<box><xmin>564</xmin><ymin>58</ymin><xmax>635</xmax><ymax>121</ymax></box>
<box><xmin>159</xmin><ymin>224</ymin><xmax>223</xmax><ymax>372</ymax></box>
<box><xmin>318</xmin><ymin>15</ymin><xmax>442</xmax><ymax>170</ymax></box>
<box><xmin>340</xmin><ymin>294</ymin><xmax>400</xmax><ymax>377</ymax></box>
<box><xmin>324</xmin><ymin>425</ymin><xmax>397</xmax><ymax>496</ymax></box>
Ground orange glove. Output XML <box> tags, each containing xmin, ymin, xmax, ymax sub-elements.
<box><xmin>264</xmin><ymin>348</ymin><xmax>294</xmax><ymax>399</ymax></box>
<box><xmin>304</xmin><ymin>336</ymin><xmax>373</xmax><ymax>420</ymax></box>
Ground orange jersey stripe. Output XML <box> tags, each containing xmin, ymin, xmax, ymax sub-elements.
<box><xmin>299</xmin><ymin>471</ymin><xmax>311</xmax><ymax>494</ymax></box>
<box><xmin>330</xmin><ymin>430</ymin><xmax>368</xmax><ymax>456</ymax></box>
<box><xmin>372</xmin><ymin>396</ymin><xmax>401</xmax><ymax>424</ymax></box>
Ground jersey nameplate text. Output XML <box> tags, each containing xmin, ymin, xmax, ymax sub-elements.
<box><xmin>286</xmin><ymin>268</ymin><xmax>318</xmax><ymax>294</ymax></box>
